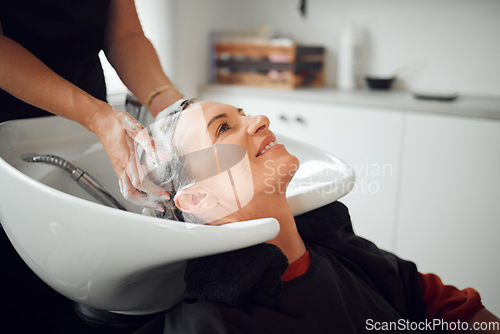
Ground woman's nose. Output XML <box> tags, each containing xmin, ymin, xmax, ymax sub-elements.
<box><xmin>245</xmin><ymin>115</ymin><xmax>270</xmax><ymax>135</ymax></box>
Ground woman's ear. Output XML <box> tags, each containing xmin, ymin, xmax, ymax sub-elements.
<box><xmin>174</xmin><ymin>188</ymin><xmax>218</xmax><ymax>213</ymax></box>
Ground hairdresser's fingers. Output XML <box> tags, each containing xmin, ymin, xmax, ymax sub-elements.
<box><xmin>122</xmin><ymin>117</ymin><xmax>163</xmax><ymax>189</ymax></box>
<box><xmin>94</xmin><ymin>110</ymin><xmax>169</xmax><ymax>205</ymax></box>
<box><xmin>124</xmin><ymin>157</ymin><xmax>170</xmax><ymax>200</ymax></box>
<box><xmin>91</xmin><ymin>109</ymin><xmax>165</xmax><ymax>205</ymax></box>
<box><xmin>123</xmin><ymin>134</ymin><xmax>171</xmax><ymax>201</ymax></box>
<box><xmin>116</xmin><ymin>111</ymin><xmax>143</xmax><ymax>138</ymax></box>
<box><xmin>119</xmin><ymin>172</ymin><xmax>165</xmax><ymax>209</ymax></box>
<box><xmin>124</xmin><ymin>133</ymin><xmax>145</xmax><ymax>186</ymax></box>
<box><xmin>118</xmin><ymin>111</ymin><xmax>159</xmax><ymax>167</ymax></box>
<box><xmin>123</xmin><ymin>135</ymin><xmax>170</xmax><ymax>199</ymax></box>
<box><xmin>132</xmin><ymin>129</ymin><xmax>160</xmax><ymax>171</ymax></box>
<box><xmin>92</xmin><ymin>110</ymin><xmax>133</xmax><ymax>181</ymax></box>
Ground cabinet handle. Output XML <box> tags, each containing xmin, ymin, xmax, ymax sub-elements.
<box><xmin>296</xmin><ymin>116</ymin><xmax>305</xmax><ymax>124</ymax></box>
<box><xmin>279</xmin><ymin>114</ymin><xmax>288</xmax><ymax>121</ymax></box>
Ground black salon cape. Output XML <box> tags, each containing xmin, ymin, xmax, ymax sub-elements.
<box><xmin>136</xmin><ymin>201</ymin><xmax>437</xmax><ymax>334</ymax></box>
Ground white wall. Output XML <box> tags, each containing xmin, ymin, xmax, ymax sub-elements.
<box><xmin>173</xmin><ymin>0</ymin><xmax>256</xmax><ymax>97</ymax></box>
<box><xmin>173</xmin><ymin>0</ymin><xmax>500</xmax><ymax>98</ymax></box>
<box><xmin>103</xmin><ymin>0</ymin><xmax>176</xmax><ymax>101</ymax></box>
<box><xmin>135</xmin><ymin>0</ymin><xmax>176</xmax><ymax>81</ymax></box>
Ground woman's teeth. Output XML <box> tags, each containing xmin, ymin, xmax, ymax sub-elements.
<box><xmin>259</xmin><ymin>140</ymin><xmax>277</xmax><ymax>156</ymax></box>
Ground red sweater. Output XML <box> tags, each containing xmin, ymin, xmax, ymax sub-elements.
<box><xmin>419</xmin><ymin>273</ymin><xmax>484</xmax><ymax>333</ymax></box>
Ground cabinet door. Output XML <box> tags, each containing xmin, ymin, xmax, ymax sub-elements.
<box><xmin>396</xmin><ymin>112</ymin><xmax>500</xmax><ymax>315</ymax></box>
<box><xmin>201</xmin><ymin>90</ymin><xmax>403</xmax><ymax>251</ymax></box>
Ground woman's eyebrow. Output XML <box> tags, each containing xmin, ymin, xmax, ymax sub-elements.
<box><xmin>206</xmin><ymin>113</ymin><xmax>228</xmax><ymax>130</ymax></box>
<box><xmin>206</xmin><ymin>108</ymin><xmax>244</xmax><ymax>130</ymax></box>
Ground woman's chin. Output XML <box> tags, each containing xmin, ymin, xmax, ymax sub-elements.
<box><xmin>255</xmin><ymin>162</ymin><xmax>298</xmax><ymax>196</ymax></box>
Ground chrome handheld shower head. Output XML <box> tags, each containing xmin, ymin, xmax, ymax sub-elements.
<box><xmin>21</xmin><ymin>153</ymin><xmax>128</xmax><ymax>211</ymax></box>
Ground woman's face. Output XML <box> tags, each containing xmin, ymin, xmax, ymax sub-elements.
<box><xmin>173</xmin><ymin>101</ymin><xmax>299</xmax><ymax>223</ymax></box>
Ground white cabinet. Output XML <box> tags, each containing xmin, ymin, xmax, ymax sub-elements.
<box><xmin>395</xmin><ymin>112</ymin><xmax>500</xmax><ymax>315</ymax></box>
<box><xmin>200</xmin><ymin>90</ymin><xmax>403</xmax><ymax>251</ymax></box>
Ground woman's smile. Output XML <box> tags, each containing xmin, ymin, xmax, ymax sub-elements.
<box><xmin>257</xmin><ymin>141</ymin><xmax>284</xmax><ymax>157</ymax></box>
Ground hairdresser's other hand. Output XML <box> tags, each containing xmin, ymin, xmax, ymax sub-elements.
<box><xmin>89</xmin><ymin>107</ymin><xmax>169</xmax><ymax>208</ymax></box>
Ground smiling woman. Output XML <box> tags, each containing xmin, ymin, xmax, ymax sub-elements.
<box><xmin>136</xmin><ymin>99</ymin><xmax>498</xmax><ymax>334</ymax></box>
<box><xmin>145</xmin><ymin>99</ymin><xmax>300</xmax><ymax>227</ymax></box>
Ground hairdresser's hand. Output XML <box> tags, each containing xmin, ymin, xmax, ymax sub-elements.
<box><xmin>89</xmin><ymin>107</ymin><xmax>170</xmax><ymax>208</ymax></box>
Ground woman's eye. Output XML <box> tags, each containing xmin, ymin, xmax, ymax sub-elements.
<box><xmin>217</xmin><ymin>122</ymin><xmax>230</xmax><ymax>135</ymax></box>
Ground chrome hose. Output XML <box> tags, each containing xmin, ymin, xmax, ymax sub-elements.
<box><xmin>21</xmin><ymin>153</ymin><xmax>127</xmax><ymax>211</ymax></box>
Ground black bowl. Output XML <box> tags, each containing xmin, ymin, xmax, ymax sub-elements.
<box><xmin>365</xmin><ymin>76</ymin><xmax>395</xmax><ymax>90</ymax></box>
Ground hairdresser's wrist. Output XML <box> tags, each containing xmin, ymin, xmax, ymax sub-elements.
<box><xmin>148</xmin><ymin>86</ymin><xmax>183</xmax><ymax>118</ymax></box>
<box><xmin>87</xmin><ymin>103</ymin><xmax>120</xmax><ymax>136</ymax></box>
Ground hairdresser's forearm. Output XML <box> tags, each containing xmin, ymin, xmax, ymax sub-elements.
<box><xmin>104</xmin><ymin>34</ymin><xmax>181</xmax><ymax>116</ymax></box>
<box><xmin>104</xmin><ymin>0</ymin><xmax>182</xmax><ymax>117</ymax></box>
<box><xmin>0</xmin><ymin>35</ymin><xmax>112</xmax><ymax>130</ymax></box>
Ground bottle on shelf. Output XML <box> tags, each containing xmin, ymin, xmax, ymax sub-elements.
<box><xmin>337</xmin><ymin>22</ymin><xmax>362</xmax><ymax>91</ymax></box>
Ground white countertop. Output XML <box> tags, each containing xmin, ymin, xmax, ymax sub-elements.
<box><xmin>200</xmin><ymin>85</ymin><xmax>500</xmax><ymax>121</ymax></box>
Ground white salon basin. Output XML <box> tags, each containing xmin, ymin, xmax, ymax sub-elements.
<box><xmin>0</xmin><ymin>116</ymin><xmax>354</xmax><ymax>314</ymax></box>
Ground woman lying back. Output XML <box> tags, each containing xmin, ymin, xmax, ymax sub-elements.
<box><xmin>135</xmin><ymin>99</ymin><xmax>498</xmax><ymax>334</ymax></box>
